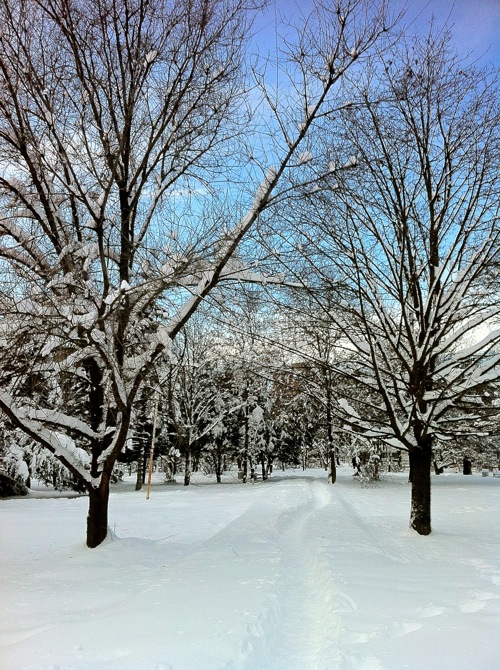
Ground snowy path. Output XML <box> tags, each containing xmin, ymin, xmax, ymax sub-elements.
<box><xmin>242</xmin><ymin>479</ymin><xmax>341</xmax><ymax>669</ymax></box>
<box><xmin>1</xmin><ymin>468</ymin><xmax>499</xmax><ymax>669</ymax></box>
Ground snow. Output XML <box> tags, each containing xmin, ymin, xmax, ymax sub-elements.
<box><xmin>342</xmin><ymin>156</ymin><xmax>358</xmax><ymax>168</ymax></box>
<box><xmin>53</xmin><ymin>432</ymin><xmax>91</xmax><ymax>466</ymax></box>
<box><xmin>103</xmin><ymin>290</ymin><xmax>119</xmax><ymax>305</ymax></box>
<box><xmin>297</xmin><ymin>151</ymin><xmax>313</xmax><ymax>165</ymax></box>
<box><xmin>255</xmin><ymin>167</ymin><xmax>277</xmax><ymax>202</ymax></box>
<box><xmin>144</xmin><ymin>50</ymin><xmax>158</xmax><ymax>65</ymax></box>
<box><xmin>1</xmin><ymin>468</ymin><xmax>498</xmax><ymax>670</ymax></box>
<box><xmin>0</xmin><ymin>392</ymin><xmax>94</xmax><ymax>485</ymax></box>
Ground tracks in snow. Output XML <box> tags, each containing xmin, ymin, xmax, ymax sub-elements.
<box><xmin>242</xmin><ymin>478</ymin><xmax>347</xmax><ymax>670</ymax></box>
<box><xmin>270</xmin><ymin>480</ymin><xmax>341</xmax><ymax>669</ymax></box>
<box><xmin>240</xmin><ymin>476</ymin><xmax>413</xmax><ymax>670</ymax></box>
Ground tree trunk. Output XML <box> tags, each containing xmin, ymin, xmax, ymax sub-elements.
<box><xmin>326</xmin><ymin>386</ymin><xmax>336</xmax><ymax>484</ymax></box>
<box><xmin>86</xmin><ymin>476</ymin><xmax>110</xmax><ymax>548</ymax></box>
<box><xmin>409</xmin><ymin>445</ymin><xmax>432</xmax><ymax>535</ymax></box>
<box><xmin>184</xmin><ymin>450</ymin><xmax>191</xmax><ymax>486</ymax></box>
<box><xmin>215</xmin><ymin>449</ymin><xmax>222</xmax><ymax>483</ymax></box>
<box><xmin>260</xmin><ymin>452</ymin><xmax>267</xmax><ymax>481</ymax></box>
<box><xmin>329</xmin><ymin>448</ymin><xmax>337</xmax><ymax>484</ymax></box>
<box><xmin>242</xmin><ymin>424</ymin><xmax>248</xmax><ymax>484</ymax></box>
<box><xmin>135</xmin><ymin>452</ymin><xmax>143</xmax><ymax>490</ymax></box>
<box><xmin>142</xmin><ymin>447</ymin><xmax>148</xmax><ymax>483</ymax></box>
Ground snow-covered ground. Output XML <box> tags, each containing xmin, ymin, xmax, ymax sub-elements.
<box><xmin>1</xmin><ymin>467</ymin><xmax>499</xmax><ymax>670</ymax></box>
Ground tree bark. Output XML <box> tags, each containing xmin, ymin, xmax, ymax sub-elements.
<box><xmin>242</xmin><ymin>405</ymin><xmax>249</xmax><ymax>484</ymax></box>
<box><xmin>326</xmin><ymin>384</ymin><xmax>336</xmax><ymax>484</ymax></box>
<box><xmin>409</xmin><ymin>445</ymin><xmax>432</xmax><ymax>535</ymax></box>
<box><xmin>135</xmin><ymin>450</ymin><xmax>143</xmax><ymax>490</ymax></box>
<box><xmin>260</xmin><ymin>452</ymin><xmax>268</xmax><ymax>481</ymax></box>
<box><xmin>183</xmin><ymin>450</ymin><xmax>191</xmax><ymax>486</ymax></box>
<box><xmin>86</xmin><ymin>475</ymin><xmax>110</xmax><ymax>548</ymax></box>
<box><xmin>267</xmin><ymin>458</ymin><xmax>273</xmax><ymax>476</ymax></box>
<box><xmin>215</xmin><ymin>450</ymin><xmax>222</xmax><ymax>484</ymax></box>
<box><xmin>329</xmin><ymin>448</ymin><xmax>337</xmax><ymax>484</ymax></box>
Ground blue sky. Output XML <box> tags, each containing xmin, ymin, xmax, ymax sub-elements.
<box><xmin>401</xmin><ymin>0</ymin><xmax>500</xmax><ymax>66</ymax></box>
<box><xmin>253</xmin><ymin>0</ymin><xmax>500</xmax><ymax>68</ymax></box>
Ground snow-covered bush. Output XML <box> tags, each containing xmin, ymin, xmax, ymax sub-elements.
<box><xmin>0</xmin><ymin>424</ymin><xmax>31</xmax><ymax>487</ymax></box>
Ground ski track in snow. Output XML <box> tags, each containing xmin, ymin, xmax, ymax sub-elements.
<box><xmin>1</xmin><ymin>469</ymin><xmax>499</xmax><ymax>670</ymax></box>
<box><xmin>243</xmin><ymin>478</ymin><xmax>409</xmax><ymax>670</ymax></box>
<box><xmin>227</xmin><ymin>473</ymin><xmax>500</xmax><ymax>670</ymax></box>
<box><xmin>245</xmin><ymin>479</ymin><xmax>342</xmax><ymax>669</ymax></box>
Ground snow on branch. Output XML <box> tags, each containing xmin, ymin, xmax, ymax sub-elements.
<box><xmin>0</xmin><ymin>220</ymin><xmax>51</xmax><ymax>274</ymax></box>
<box><xmin>179</xmin><ymin>259</ymin><xmax>294</xmax><ymax>288</ymax></box>
<box><xmin>164</xmin><ymin>168</ymin><xmax>281</xmax><ymax>340</ymax></box>
<box><xmin>434</xmin><ymin>323</ymin><xmax>500</xmax><ymax>380</ymax></box>
<box><xmin>166</xmin><ymin>270</ymin><xmax>214</xmax><ymax>336</ymax></box>
<box><xmin>450</xmin><ymin>326</ymin><xmax>500</xmax><ymax>361</ymax></box>
<box><xmin>0</xmin><ymin>391</ymin><xmax>94</xmax><ymax>486</ymax></box>
<box><xmin>297</xmin><ymin>151</ymin><xmax>313</xmax><ymax>165</ymax></box>
<box><xmin>23</xmin><ymin>407</ymin><xmax>102</xmax><ymax>440</ymax></box>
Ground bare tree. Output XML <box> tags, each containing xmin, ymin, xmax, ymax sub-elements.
<box><xmin>0</xmin><ymin>0</ymin><xmax>393</xmax><ymax>546</ymax></box>
<box><xmin>284</xmin><ymin>31</ymin><xmax>500</xmax><ymax>534</ymax></box>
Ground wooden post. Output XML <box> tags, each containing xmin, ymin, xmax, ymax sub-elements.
<box><xmin>146</xmin><ymin>391</ymin><xmax>160</xmax><ymax>500</ymax></box>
